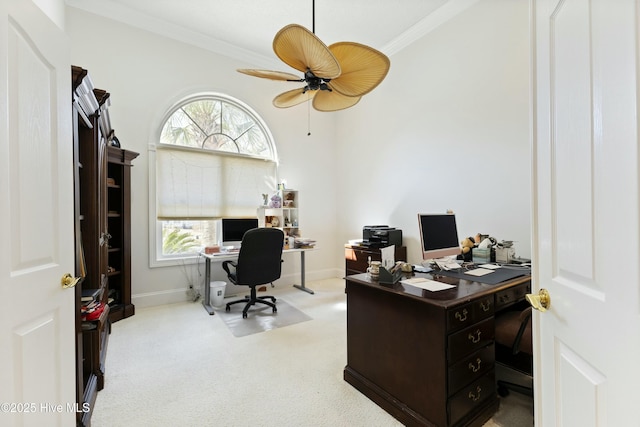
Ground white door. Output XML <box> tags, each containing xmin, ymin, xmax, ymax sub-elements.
<box><xmin>0</xmin><ymin>1</ymin><xmax>75</xmax><ymax>426</ymax></box>
<box><xmin>532</xmin><ymin>0</ymin><xmax>640</xmax><ymax>425</ymax></box>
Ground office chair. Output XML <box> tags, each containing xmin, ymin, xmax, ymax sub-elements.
<box><xmin>222</xmin><ymin>227</ymin><xmax>284</xmax><ymax>318</ymax></box>
<box><xmin>494</xmin><ymin>305</ymin><xmax>533</xmax><ymax>397</ymax></box>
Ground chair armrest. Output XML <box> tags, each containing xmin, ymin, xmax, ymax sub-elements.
<box><xmin>222</xmin><ymin>260</ymin><xmax>237</xmax><ymax>276</ymax></box>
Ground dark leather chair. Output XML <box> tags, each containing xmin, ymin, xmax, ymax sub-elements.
<box><xmin>222</xmin><ymin>228</ymin><xmax>284</xmax><ymax>318</ymax></box>
<box><xmin>494</xmin><ymin>305</ymin><xmax>533</xmax><ymax>396</ymax></box>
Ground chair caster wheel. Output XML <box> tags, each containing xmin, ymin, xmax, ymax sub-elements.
<box><xmin>225</xmin><ymin>305</ymin><xmax>230</xmax><ymax>312</ymax></box>
<box><xmin>242</xmin><ymin>312</ymin><xmax>247</xmax><ymax>319</ymax></box>
<box><xmin>273</xmin><ymin>307</ymin><xmax>277</xmax><ymax>313</ymax></box>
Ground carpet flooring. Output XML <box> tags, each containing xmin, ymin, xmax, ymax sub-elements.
<box><xmin>91</xmin><ymin>278</ymin><xmax>533</xmax><ymax>426</ymax></box>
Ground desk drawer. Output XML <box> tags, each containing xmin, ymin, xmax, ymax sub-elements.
<box><xmin>448</xmin><ymin>371</ymin><xmax>496</xmax><ymax>426</ymax></box>
<box><xmin>447</xmin><ymin>297</ymin><xmax>494</xmax><ymax>333</ymax></box>
<box><xmin>448</xmin><ymin>344</ymin><xmax>495</xmax><ymax>396</ymax></box>
<box><xmin>495</xmin><ymin>281</ymin><xmax>530</xmax><ymax>310</ymax></box>
<box><xmin>448</xmin><ymin>317</ymin><xmax>495</xmax><ymax>362</ymax></box>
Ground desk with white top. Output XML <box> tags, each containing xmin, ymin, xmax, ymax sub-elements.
<box><xmin>199</xmin><ymin>247</ymin><xmax>315</xmax><ymax>315</ymax></box>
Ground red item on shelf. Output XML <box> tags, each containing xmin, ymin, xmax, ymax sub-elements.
<box><xmin>82</xmin><ymin>302</ymin><xmax>105</xmax><ymax>321</ymax></box>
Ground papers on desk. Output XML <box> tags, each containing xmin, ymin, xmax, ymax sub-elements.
<box><xmin>434</xmin><ymin>259</ymin><xmax>462</xmax><ymax>270</ymax></box>
<box><xmin>413</xmin><ymin>265</ymin><xmax>433</xmax><ymax>273</ymax></box>
<box><xmin>401</xmin><ymin>277</ymin><xmax>455</xmax><ymax>292</ymax></box>
<box><xmin>466</xmin><ymin>268</ymin><xmax>496</xmax><ymax>277</ymax></box>
<box><xmin>294</xmin><ymin>238</ymin><xmax>316</xmax><ymax>248</ymax></box>
<box><xmin>380</xmin><ymin>245</ymin><xmax>396</xmax><ymax>270</ymax></box>
<box><xmin>478</xmin><ymin>264</ymin><xmax>501</xmax><ymax>270</ymax></box>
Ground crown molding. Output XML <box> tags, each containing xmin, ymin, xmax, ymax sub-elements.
<box><xmin>382</xmin><ymin>0</ymin><xmax>480</xmax><ymax>56</ymax></box>
<box><xmin>65</xmin><ymin>0</ymin><xmax>281</xmax><ymax>69</ymax></box>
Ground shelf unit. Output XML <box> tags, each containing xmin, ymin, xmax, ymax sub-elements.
<box><xmin>106</xmin><ymin>146</ymin><xmax>139</xmax><ymax>322</ymax></box>
<box><xmin>72</xmin><ymin>65</ymin><xmax>107</xmax><ymax>427</ymax></box>
<box><xmin>257</xmin><ymin>189</ymin><xmax>300</xmax><ymax>240</ymax></box>
<box><xmin>72</xmin><ymin>65</ymin><xmax>138</xmax><ymax>426</ymax></box>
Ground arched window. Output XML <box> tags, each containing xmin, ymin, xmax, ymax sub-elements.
<box><xmin>159</xmin><ymin>95</ymin><xmax>275</xmax><ymax>157</ymax></box>
<box><xmin>153</xmin><ymin>93</ymin><xmax>277</xmax><ymax>261</ymax></box>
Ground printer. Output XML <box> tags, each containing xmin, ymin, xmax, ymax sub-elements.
<box><xmin>362</xmin><ymin>225</ymin><xmax>403</xmax><ymax>247</ymax></box>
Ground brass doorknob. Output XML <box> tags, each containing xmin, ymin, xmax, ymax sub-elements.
<box><xmin>61</xmin><ymin>273</ymin><xmax>81</xmax><ymax>289</ymax></box>
<box><xmin>526</xmin><ymin>288</ymin><xmax>550</xmax><ymax>312</ymax></box>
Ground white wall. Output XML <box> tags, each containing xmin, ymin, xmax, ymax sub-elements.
<box><xmin>335</xmin><ymin>0</ymin><xmax>531</xmax><ymax>266</ymax></box>
<box><xmin>67</xmin><ymin>8</ymin><xmax>340</xmax><ymax>307</ymax></box>
<box><xmin>33</xmin><ymin>0</ymin><xmax>65</xmax><ymax>29</ymax></box>
<box><xmin>66</xmin><ymin>0</ymin><xmax>530</xmax><ymax>308</ymax></box>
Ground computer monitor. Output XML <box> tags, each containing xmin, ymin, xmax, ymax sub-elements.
<box><xmin>221</xmin><ymin>218</ymin><xmax>259</xmax><ymax>247</ymax></box>
<box><xmin>418</xmin><ymin>213</ymin><xmax>461</xmax><ymax>260</ymax></box>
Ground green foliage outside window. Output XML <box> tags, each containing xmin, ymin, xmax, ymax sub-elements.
<box><xmin>162</xmin><ymin>228</ymin><xmax>199</xmax><ymax>255</ymax></box>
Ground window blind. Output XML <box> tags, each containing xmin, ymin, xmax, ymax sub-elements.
<box><xmin>156</xmin><ymin>146</ymin><xmax>277</xmax><ymax>219</ymax></box>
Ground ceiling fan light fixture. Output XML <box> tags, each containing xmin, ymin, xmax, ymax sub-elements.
<box><xmin>236</xmin><ymin>7</ymin><xmax>390</xmax><ymax>113</ymax></box>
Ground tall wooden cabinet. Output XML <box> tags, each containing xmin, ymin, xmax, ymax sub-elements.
<box><xmin>106</xmin><ymin>146</ymin><xmax>138</xmax><ymax>321</ymax></box>
<box><xmin>72</xmin><ymin>66</ymin><xmax>138</xmax><ymax>426</ymax></box>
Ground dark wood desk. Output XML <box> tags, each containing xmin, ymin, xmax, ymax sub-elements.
<box><xmin>344</xmin><ymin>272</ymin><xmax>530</xmax><ymax>427</ymax></box>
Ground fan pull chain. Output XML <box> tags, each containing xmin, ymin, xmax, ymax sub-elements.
<box><xmin>307</xmin><ymin>100</ymin><xmax>311</xmax><ymax>136</ymax></box>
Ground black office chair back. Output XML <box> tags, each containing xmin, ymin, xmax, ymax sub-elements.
<box><xmin>235</xmin><ymin>228</ymin><xmax>284</xmax><ymax>286</ymax></box>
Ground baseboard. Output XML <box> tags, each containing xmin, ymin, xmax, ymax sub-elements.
<box><xmin>132</xmin><ymin>268</ymin><xmax>343</xmax><ymax>308</ymax></box>
<box><xmin>132</xmin><ymin>288</ymin><xmax>191</xmax><ymax>309</ymax></box>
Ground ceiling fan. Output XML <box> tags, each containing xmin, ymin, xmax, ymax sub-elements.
<box><xmin>237</xmin><ymin>5</ymin><xmax>390</xmax><ymax>112</ymax></box>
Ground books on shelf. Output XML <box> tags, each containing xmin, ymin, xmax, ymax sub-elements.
<box><xmin>81</xmin><ymin>287</ymin><xmax>100</xmax><ymax>303</ymax></box>
<box><xmin>294</xmin><ymin>238</ymin><xmax>316</xmax><ymax>249</ymax></box>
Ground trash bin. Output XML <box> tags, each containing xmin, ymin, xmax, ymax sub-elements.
<box><xmin>209</xmin><ymin>281</ymin><xmax>226</xmax><ymax>307</ymax></box>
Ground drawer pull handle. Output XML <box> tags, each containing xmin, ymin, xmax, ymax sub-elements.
<box><xmin>469</xmin><ymin>386</ymin><xmax>482</xmax><ymax>401</ymax></box>
<box><xmin>468</xmin><ymin>330</ymin><xmax>481</xmax><ymax>343</ymax></box>
<box><xmin>480</xmin><ymin>301</ymin><xmax>491</xmax><ymax>312</ymax></box>
<box><xmin>469</xmin><ymin>358</ymin><xmax>481</xmax><ymax>373</ymax></box>
<box><xmin>455</xmin><ymin>309</ymin><xmax>468</xmax><ymax>322</ymax></box>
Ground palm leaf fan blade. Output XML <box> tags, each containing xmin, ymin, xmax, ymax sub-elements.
<box><xmin>312</xmin><ymin>88</ymin><xmax>360</xmax><ymax>112</ymax></box>
<box><xmin>328</xmin><ymin>42</ymin><xmax>390</xmax><ymax>97</ymax></box>
<box><xmin>273</xmin><ymin>24</ymin><xmax>341</xmax><ymax>79</ymax></box>
<box><xmin>273</xmin><ymin>88</ymin><xmax>316</xmax><ymax>108</ymax></box>
<box><xmin>237</xmin><ymin>69</ymin><xmax>302</xmax><ymax>81</ymax></box>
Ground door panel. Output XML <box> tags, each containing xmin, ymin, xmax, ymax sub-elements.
<box><xmin>9</xmin><ymin>18</ymin><xmax>58</xmax><ymax>272</ymax></box>
<box><xmin>557</xmin><ymin>343</ymin><xmax>605</xmax><ymax>427</ymax></box>
<box><xmin>552</xmin><ymin>0</ymin><xmax>595</xmax><ymax>284</ymax></box>
<box><xmin>533</xmin><ymin>0</ymin><xmax>640</xmax><ymax>425</ymax></box>
<box><xmin>0</xmin><ymin>1</ymin><xmax>74</xmax><ymax>425</ymax></box>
